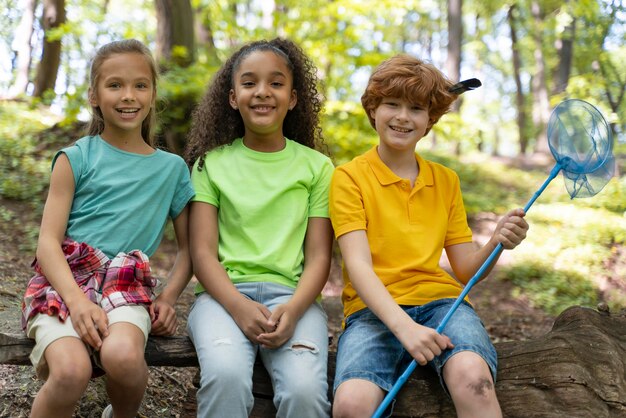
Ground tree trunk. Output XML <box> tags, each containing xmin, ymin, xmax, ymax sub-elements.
<box><xmin>446</xmin><ymin>0</ymin><xmax>463</xmax><ymax>155</ymax></box>
<box><xmin>530</xmin><ymin>1</ymin><xmax>551</xmax><ymax>155</ymax></box>
<box><xmin>507</xmin><ymin>4</ymin><xmax>528</xmax><ymax>156</ymax></box>
<box><xmin>8</xmin><ymin>0</ymin><xmax>38</xmax><ymax>98</ymax></box>
<box><xmin>552</xmin><ymin>4</ymin><xmax>575</xmax><ymax>95</ymax></box>
<box><xmin>155</xmin><ymin>0</ymin><xmax>195</xmax><ymax>69</ymax></box>
<box><xmin>2</xmin><ymin>306</ymin><xmax>624</xmax><ymax>417</ymax></box>
<box><xmin>32</xmin><ymin>0</ymin><xmax>65</xmax><ymax>100</ymax></box>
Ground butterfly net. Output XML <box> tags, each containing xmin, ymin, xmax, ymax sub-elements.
<box><xmin>547</xmin><ymin>99</ymin><xmax>615</xmax><ymax>198</ymax></box>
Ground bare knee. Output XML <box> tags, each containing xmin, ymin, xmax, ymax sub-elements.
<box><xmin>444</xmin><ymin>353</ymin><xmax>501</xmax><ymax>417</ymax></box>
<box><xmin>47</xmin><ymin>359</ymin><xmax>92</xmax><ymax>394</ymax></box>
<box><xmin>333</xmin><ymin>380</ymin><xmax>382</xmax><ymax>418</ymax></box>
<box><xmin>100</xmin><ymin>339</ymin><xmax>146</xmax><ymax>381</ymax></box>
<box><xmin>44</xmin><ymin>340</ymin><xmax>92</xmax><ymax>394</ymax></box>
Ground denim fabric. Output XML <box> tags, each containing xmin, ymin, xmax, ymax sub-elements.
<box><xmin>187</xmin><ymin>282</ymin><xmax>330</xmax><ymax>418</ymax></box>
<box><xmin>334</xmin><ymin>299</ymin><xmax>497</xmax><ymax>394</ymax></box>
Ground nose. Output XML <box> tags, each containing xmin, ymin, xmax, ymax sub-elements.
<box><xmin>395</xmin><ymin>105</ymin><xmax>409</xmax><ymax>120</ymax></box>
<box><xmin>122</xmin><ymin>87</ymin><xmax>135</xmax><ymax>102</ymax></box>
<box><xmin>255</xmin><ymin>82</ymin><xmax>271</xmax><ymax>98</ymax></box>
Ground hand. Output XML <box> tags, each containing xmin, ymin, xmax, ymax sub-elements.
<box><xmin>150</xmin><ymin>295</ymin><xmax>178</xmax><ymax>336</ymax></box>
<box><xmin>493</xmin><ymin>208</ymin><xmax>528</xmax><ymax>250</ymax></box>
<box><xmin>397</xmin><ymin>322</ymin><xmax>454</xmax><ymax>366</ymax></box>
<box><xmin>230</xmin><ymin>298</ymin><xmax>273</xmax><ymax>343</ymax></box>
<box><xmin>67</xmin><ymin>297</ymin><xmax>109</xmax><ymax>350</ymax></box>
<box><xmin>257</xmin><ymin>303</ymin><xmax>298</xmax><ymax>349</ymax></box>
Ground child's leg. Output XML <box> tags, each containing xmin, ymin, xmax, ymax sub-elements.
<box><xmin>421</xmin><ymin>299</ymin><xmax>501</xmax><ymax>418</ymax></box>
<box><xmin>331</xmin><ymin>307</ymin><xmax>407</xmax><ymax>418</ymax></box>
<box><xmin>443</xmin><ymin>352</ymin><xmax>501</xmax><ymax>418</ymax></box>
<box><xmin>187</xmin><ymin>292</ymin><xmax>257</xmax><ymax>418</ymax></box>
<box><xmin>259</xmin><ymin>288</ymin><xmax>330</xmax><ymax>418</ymax></box>
<box><xmin>98</xmin><ymin>306</ymin><xmax>151</xmax><ymax>418</ymax></box>
<box><xmin>26</xmin><ymin>314</ymin><xmax>92</xmax><ymax>418</ymax></box>
<box><xmin>333</xmin><ymin>379</ymin><xmax>385</xmax><ymax>418</ymax></box>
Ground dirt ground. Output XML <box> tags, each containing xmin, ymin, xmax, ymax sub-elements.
<box><xmin>0</xmin><ymin>196</ymin><xmax>556</xmax><ymax>418</ymax></box>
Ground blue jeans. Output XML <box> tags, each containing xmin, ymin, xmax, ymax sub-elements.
<box><xmin>187</xmin><ymin>282</ymin><xmax>330</xmax><ymax>418</ymax></box>
<box><xmin>334</xmin><ymin>299</ymin><xmax>497</xmax><ymax>394</ymax></box>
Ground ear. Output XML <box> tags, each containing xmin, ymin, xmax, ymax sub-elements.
<box><xmin>88</xmin><ymin>88</ymin><xmax>97</xmax><ymax>107</ymax></box>
<box><xmin>229</xmin><ymin>89</ymin><xmax>238</xmax><ymax>110</ymax></box>
<box><xmin>288</xmin><ymin>89</ymin><xmax>297</xmax><ymax>110</ymax></box>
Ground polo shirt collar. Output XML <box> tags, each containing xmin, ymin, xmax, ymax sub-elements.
<box><xmin>364</xmin><ymin>146</ymin><xmax>434</xmax><ymax>187</ymax></box>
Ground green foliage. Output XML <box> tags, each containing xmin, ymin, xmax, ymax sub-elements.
<box><xmin>573</xmin><ymin>177</ymin><xmax>626</xmax><ymax>214</ymax></box>
<box><xmin>323</xmin><ymin>100</ymin><xmax>377</xmax><ymax>165</ymax></box>
<box><xmin>503</xmin><ymin>262</ymin><xmax>597</xmax><ymax>315</ymax></box>
<box><xmin>422</xmin><ymin>152</ymin><xmax>545</xmax><ymax>214</ymax></box>
<box><xmin>157</xmin><ymin>61</ymin><xmax>218</xmax><ymax>141</ymax></box>
<box><xmin>0</xmin><ymin>102</ymin><xmax>55</xmax><ymax>200</ymax></box>
<box><xmin>499</xmin><ymin>202</ymin><xmax>626</xmax><ymax>313</ymax></box>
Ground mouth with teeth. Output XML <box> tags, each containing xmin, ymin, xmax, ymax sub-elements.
<box><xmin>116</xmin><ymin>108</ymin><xmax>140</xmax><ymax>119</ymax></box>
<box><xmin>390</xmin><ymin>126</ymin><xmax>412</xmax><ymax>133</ymax></box>
<box><xmin>251</xmin><ymin>105</ymin><xmax>275</xmax><ymax>113</ymax></box>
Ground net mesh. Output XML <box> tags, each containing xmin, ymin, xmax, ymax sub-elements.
<box><xmin>547</xmin><ymin>99</ymin><xmax>615</xmax><ymax>198</ymax></box>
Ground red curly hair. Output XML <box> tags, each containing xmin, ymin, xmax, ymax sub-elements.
<box><xmin>361</xmin><ymin>54</ymin><xmax>458</xmax><ymax>135</ymax></box>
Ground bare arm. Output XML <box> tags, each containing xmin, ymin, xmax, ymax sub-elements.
<box><xmin>36</xmin><ymin>154</ymin><xmax>109</xmax><ymax>349</ymax></box>
<box><xmin>337</xmin><ymin>230</ymin><xmax>452</xmax><ymax>365</ymax></box>
<box><xmin>188</xmin><ymin>201</ymin><xmax>272</xmax><ymax>341</ymax></box>
<box><xmin>150</xmin><ymin>206</ymin><xmax>193</xmax><ymax>336</ymax></box>
<box><xmin>446</xmin><ymin>208</ymin><xmax>529</xmax><ymax>283</ymax></box>
<box><xmin>257</xmin><ymin>217</ymin><xmax>333</xmax><ymax>348</ymax></box>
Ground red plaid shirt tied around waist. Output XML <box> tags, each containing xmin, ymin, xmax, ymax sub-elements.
<box><xmin>21</xmin><ymin>238</ymin><xmax>157</xmax><ymax>330</ymax></box>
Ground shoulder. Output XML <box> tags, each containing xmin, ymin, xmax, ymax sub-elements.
<box><xmin>333</xmin><ymin>151</ymin><xmax>370</xmax><ymax>179</ymax></box>
<box><xmin>53</xmin><ymin>135</ymin><xmax>94</xmax><ymax>167</ymax></box>
<box><xmin>200</xmin><ymin>142</ymin><xmax>237</xmax><ymax>163</ymax></box>
<box><xmin>420</xmin><ymin>156</ymin><xmax>461</xmax><ymax>182</ymax></box>
<box><xmin>289</xmin><ymin>140</ymin><xmax>333</xmax><ymax>165</ymax></box>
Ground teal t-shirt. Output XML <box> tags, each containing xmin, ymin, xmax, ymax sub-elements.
<box><xmin>54</xmin><ymin>135</ymin><xmax>195</xmax><ymax>258</ymax></box>
<box><xmin>191</xmin><ymin>138</ymin><xmax>334</xmax><ymax>292</ymax></box>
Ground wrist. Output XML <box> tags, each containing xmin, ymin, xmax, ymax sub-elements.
<box><xmin>156</xmin><ymin>287</ymin><xmax>179</xmax><ymax>306</ymax></box>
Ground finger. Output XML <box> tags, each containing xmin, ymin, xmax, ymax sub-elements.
<box><xmin>266</xmin><ymin>309</ymin><xmax>284</xmax><ymax>329</ymax></box>
<box><xmin>149</xmin><ymin>303</ymin><xmax>157</xmax><ymax>322</ymax></box>
<box><xmin>414</xmin><ymin>353</ymin><xmax>428</xmax><ymax>366</ymax></box>
<box><xmin>83</xmin><ymin>320</ymin><xmax>103</xmax><ymax>349</ymax></box>
<box><xmin>257</xmin><ymin>304</ymin><xmax>272</xmax><ymax>319</ymax></box>
<box><xmin>94</xmin><ymin>312</ymin><xmax>109</xmax><ymax>338</ymax></box>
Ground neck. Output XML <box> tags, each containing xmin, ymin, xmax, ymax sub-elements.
<box><xmin>242</xmin><ymin>132</ymin><xmax>286</xmax><ymax>152</ymax></box>
<box><xmin>100</xmin><ymin>130</ymin><xmax>153</xmax><ymax>154</ymax></box>
<box><xmin>377</xmin><ymin>146</ymin><xmax>419</xmax><ymax>185</ymax></box>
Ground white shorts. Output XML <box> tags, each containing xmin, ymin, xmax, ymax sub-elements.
<box><xmin>26</xmin><ymin>305</ymin><xmax>151</xmax><ymax>379</ymax></box>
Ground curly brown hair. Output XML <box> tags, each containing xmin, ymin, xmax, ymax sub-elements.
<box><xmin>361</xmin><ymin>54</ymin><xmax>458</xmax><ymax>136</ymax></box>
<box><xmin>185</xmin><ymin>38</ymin><xmax>326</xmax><ymax>169</ymax></box>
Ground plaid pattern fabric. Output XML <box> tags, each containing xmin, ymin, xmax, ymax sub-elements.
<box><xmin>21</xmin><ymin>238</ymin><xmax>155</xmax><ymax>330</ymax></box>
<box><xmin>100</xmin><ymin>250</ymin><xmax>156</xmax><ymax>312</ymax></box>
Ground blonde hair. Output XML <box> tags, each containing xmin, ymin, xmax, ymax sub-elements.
<box><xmin>86</xmin><ymin>39</ymin><xmax>158</xmax><ymax>146</ymax></box>
<box><xmin>361</xmin><ymin>54</ymin><xmax>458</xmax><ymax>135</ymax></box>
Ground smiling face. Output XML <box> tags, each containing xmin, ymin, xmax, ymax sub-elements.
<box><xmin>371</xmin><ymin>97</ymin><xmax>432</xmax><ymax>154</ymax></box>
<box><xmin>89</xmin><ymin>52</ymin><xmax>155</xmax><ymax>143</ymax></box>
<box><xmin>229</xmin><ymin>50</ymin><xmax>297</xmax><ymax>149</ymax></box>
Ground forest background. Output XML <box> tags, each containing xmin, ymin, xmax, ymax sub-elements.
<box><xmin>0</xmin><ymin>0</ymin><xmax>625</xmax><ymax>416</ymax></box>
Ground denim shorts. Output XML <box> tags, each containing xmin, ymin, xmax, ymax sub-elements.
<box><xmin>333</xmin><ymin>299</ymin><xmax>497</xmax><ymax>395</ymax></box>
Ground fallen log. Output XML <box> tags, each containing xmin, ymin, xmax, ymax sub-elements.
<box><xmin>1</xmin><ymin>306</ymin><xmax>624</xmax><ymax>417</ymax></box>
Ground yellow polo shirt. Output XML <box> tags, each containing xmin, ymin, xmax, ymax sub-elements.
<box><xmin>329</xmin><ymin>147</ymin><xmax>473</xmax><ymax>319</ymax></box>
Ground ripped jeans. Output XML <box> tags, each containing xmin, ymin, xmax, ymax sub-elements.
<box><xmin>187</xmin><ymin>282</ymin><xmax>330</xmax><ymax>418</ymax></box>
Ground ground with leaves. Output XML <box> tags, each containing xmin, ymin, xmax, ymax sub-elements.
<box><xmin>0</xmin><ymin>193</ymin><xmax>564</xmax><ymax>418</ymax></box>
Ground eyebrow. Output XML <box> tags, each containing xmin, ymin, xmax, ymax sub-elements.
<box><xmin>238</xmin><ymin>71</ymin><xmax>287</xmax><ymax>78</ymax></box>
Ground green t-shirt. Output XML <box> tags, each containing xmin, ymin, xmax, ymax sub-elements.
<box><xmin>191</xmin><ymin>138</ymin><xmax>333</xmax><ymax>292</ymax></box>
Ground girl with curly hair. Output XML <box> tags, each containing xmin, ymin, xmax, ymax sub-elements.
<box><xmin>184</xmin><ymin>38</ymin><xmax>333</xmax><ymax>417</ymax></box>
